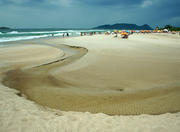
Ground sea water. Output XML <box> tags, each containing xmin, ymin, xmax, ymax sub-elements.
<box><xmin>0</xmin><ymin>28</ymin><xmax>106</xmax><ymax>43</ymax></box>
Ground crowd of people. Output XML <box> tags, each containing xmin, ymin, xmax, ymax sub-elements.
<box><xmin>81</xmin><ymin>32</ymin><xmax>102</xmax><ymax>36</ymax></box>
<box><xmin>51</xmin><ymin>29</ymin><xmax>180</xmax><ymax>39</ymax></box>
<box><xmin>104</xmin><ymin>29</ymin><xmax>180</xmax><ymax>39</ymax></box>
<box><xmin>63</xmin><ymin>33</ymin><xmax>69</xmax><ymax>37</ymax></box>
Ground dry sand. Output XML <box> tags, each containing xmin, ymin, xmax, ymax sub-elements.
<box><xmin>0</xmin><ymin>33</ymin><xmax>180</xmax><ymax>132</ymax></box>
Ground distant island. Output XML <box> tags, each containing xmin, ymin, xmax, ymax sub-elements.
<box><xmin>0</xmin><ymin>27</ymin><xmax>11</xmax><ymax>30</ymax></box>
<box><xmin>93</xmin><ymin>23</ymin><xmax>153</xmax><ymax>30</ymax></box>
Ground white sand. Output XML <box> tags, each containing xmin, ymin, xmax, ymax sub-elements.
<box><xmin>0</xmin><ymin>34</ymin><xmax>180</xmax><ymax>132</ymax></box>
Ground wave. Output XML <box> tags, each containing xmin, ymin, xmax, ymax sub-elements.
<box><xmin>2</xmin><ymin>30</ymin><xmax>104</xmax><ymax>35</ymax></box>
<box><xmin>3</xmin><ymin>30</ymin><xmax>71</xmax><ymax>35</ymax></box>
<box><xmin>54</xmin><ymin>33</ymin><xmax>64</xmax><ymax>36</ymax></box>
<box><xmin>12</xmin><ymin>30</ymin><xmax>103</xmax><ymax>34</ymax></box>
<box><xmin>0</xmin><ymin>34</ymin><xmax>52</xmax><ymax>42</ymax></box>
<box><xmin>7</xmin><ymin>31</ymin><xmax>19</xmax><ymax>34</ymax></box>
<box><xmin>0</xmin><ymin>29</ymin><xmax>106</xmax><ymax>43</ymax></box>
<box><xmin>17</xmin><ymin>31</ymin><xmax>57</xmax><ymax>34</ymax></box>
<box><xmin>20</xmin><ymin>30</ymin><xmax>77</xmax><ymax>34</ymax></box>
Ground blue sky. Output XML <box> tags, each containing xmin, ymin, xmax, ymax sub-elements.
<box><xmin>0</xmin><ymin>0</ymin><xmax>180</xmax><ymax>28</ymax></box>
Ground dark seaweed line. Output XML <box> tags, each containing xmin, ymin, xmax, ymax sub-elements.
<box><xmin>33</xmin><ymin>56</ymin><xmax>69</xmax><ymax>68</ymax></box>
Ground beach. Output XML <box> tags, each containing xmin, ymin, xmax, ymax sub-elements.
<box><xmin>0</xmin><ymin>33</ymin><xmax>180</xmax><ymax>131</ymax></box>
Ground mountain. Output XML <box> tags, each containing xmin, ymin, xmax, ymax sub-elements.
<box><xmin>0</xmin><ymin>27</ymin><xmax>11</xmax><ymax>30</ymax></box>
<box><xmin>93</xmin><ymin>23</ymin><xmax>153</xmax><ymax>30</ymax></box>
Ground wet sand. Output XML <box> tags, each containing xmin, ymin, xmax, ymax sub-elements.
<box><xmin>0</xmin><ymin>33</ymin><xmax>180</xmax><ymax>131</ymax></box>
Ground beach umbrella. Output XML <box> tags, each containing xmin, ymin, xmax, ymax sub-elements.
<box><xmin>121</xmin><ymin>32</ymin><xmax>128</xmax><ymax>35</ymax></box>
<box><xmin>114</xmin><ymin>30</ymin><xmax>117</xmax><ymax>33</ymax></box>
<box><xmin>153</xmin><ymin>30</ymin><xmax>157</xmax><ymax>33</ymax></box>
<box><xmin>163</xmin><ymin>29</ymin><xmax>168</xmax><ymax>32</ymax></box>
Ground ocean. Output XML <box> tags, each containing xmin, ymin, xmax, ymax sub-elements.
<box><xmin>0</xmin><ymin>28</ymin><xmax>106</xmax><ymax>43</ymax></box>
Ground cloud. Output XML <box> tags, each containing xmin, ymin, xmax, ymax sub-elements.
<box><xmin>0</xmin><ymin>0</ymin><xmax>74</xmax><ymax>7</ymax></box>
<box><xmin>76</xmin><ymin>0</ymin><xmax>144</xmax><ymax>6</ymax></box>
<box><xmin>0</xmin><ymin>0</ymin><xmax>180</xmax><ymax>28</ymax></box>
<box><xmin>166</xmin><ymin>16</ymin><xmax>180</xmax><ymax>26</ymax></box>
<box><xmin>0</xmin><ymin>0</ymin><xmax>31</xmax><ymax>5</ymax></box>
<box><xmin>0</xmin><ymin>0</ymin><xmax>44</xmax><ymax>7</ymax></box>
<box><xmin>140</xmin><ymin>0</ymin><xmax>164</xmax><ymax>8</ymax></box>
<box><xmin>8</xmin><ymin>0</ymin><xmax>27</xmax><ymax>4</ymax></box>
<box><xmin>141</xmin><ymin>0</ymin><xmax>153</xmax><ymax>8</ymax></box>
<box><xmin>45</xmin><ymin>0</ymin><xmax>73</xmax><ymax>7</ymax></box>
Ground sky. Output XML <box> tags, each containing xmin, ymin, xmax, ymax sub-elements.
<box><xmin>0</xmin><ymin>0</ymin><xmax>180</xmax><ymax>28</ymax></box>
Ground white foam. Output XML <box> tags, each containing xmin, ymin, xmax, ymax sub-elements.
<box><xmin>18</xmin><ymin>30</ymin><xmax>70</xmax><ymax>34</ymax></box>
<box><xmin>0</xmin><ymin>34</ymin><xmax>51</xmax><ymax>42</ymax></box>
<box><xmin>75</xmin><ymin>32</ymin><xmax>81</xmax><ymax>35</ymax></box>
<box><xmin>19</xmin><ymin>31</ymin><xmax>55</xmax><ymax>34</ymax></box>
<box><xmin>4</xmin><ymin>30</ymin><xmax>104</xmax><ymax>35</ymax></box>
<box><xmin>0</xmin><ymin>30</ymin><xmax>106</xmax><ymax>42</ymax></box>
<box><xmin>7</xmin><ymin>31</ymin><xmax>19</xmax><ymax>34</ymax></box>
<box><xmin>53</xmin><ymin>31</ymin><xmax>70</xmax><ymax>33</ymax></box>
<box><xmin>54</xmin><ymin>33</ymin><xmax>63</xmax><ymax>36</ymax></box>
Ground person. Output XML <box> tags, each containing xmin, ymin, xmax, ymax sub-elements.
<box><xmin>114</xmin><ymin>32</ymin><xmax>118</xmax><ymax>37</ymax></box>
<box><xmin>63</xmin><ymin>33</ymin><xmax>65</xmax><ymax>37</ymax></box>
<box><xmin>67</xmin><ymin>33</ymin><xmax>69</xmax><ymax>37</ymax></box>
<box><xmin>121</xmin><ymin>32</ymin><xmax>128</xmax><ymax>39</ymax></box>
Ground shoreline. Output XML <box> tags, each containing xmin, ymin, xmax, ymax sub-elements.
<box><xmin>0</xmin><ymin>33</ymin><xmax>180</xmax><ymax>131</ymax></box>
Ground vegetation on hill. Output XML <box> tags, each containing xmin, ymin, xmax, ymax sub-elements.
<box><xmin>156</xmin><ymin>25</ymin><xmax>180</xmax><ymax>31</ymax></box>
<box><xmin>93</xmin><ymin>23</ymin><xmax>153</xmax><ymax>30</ymax></box>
